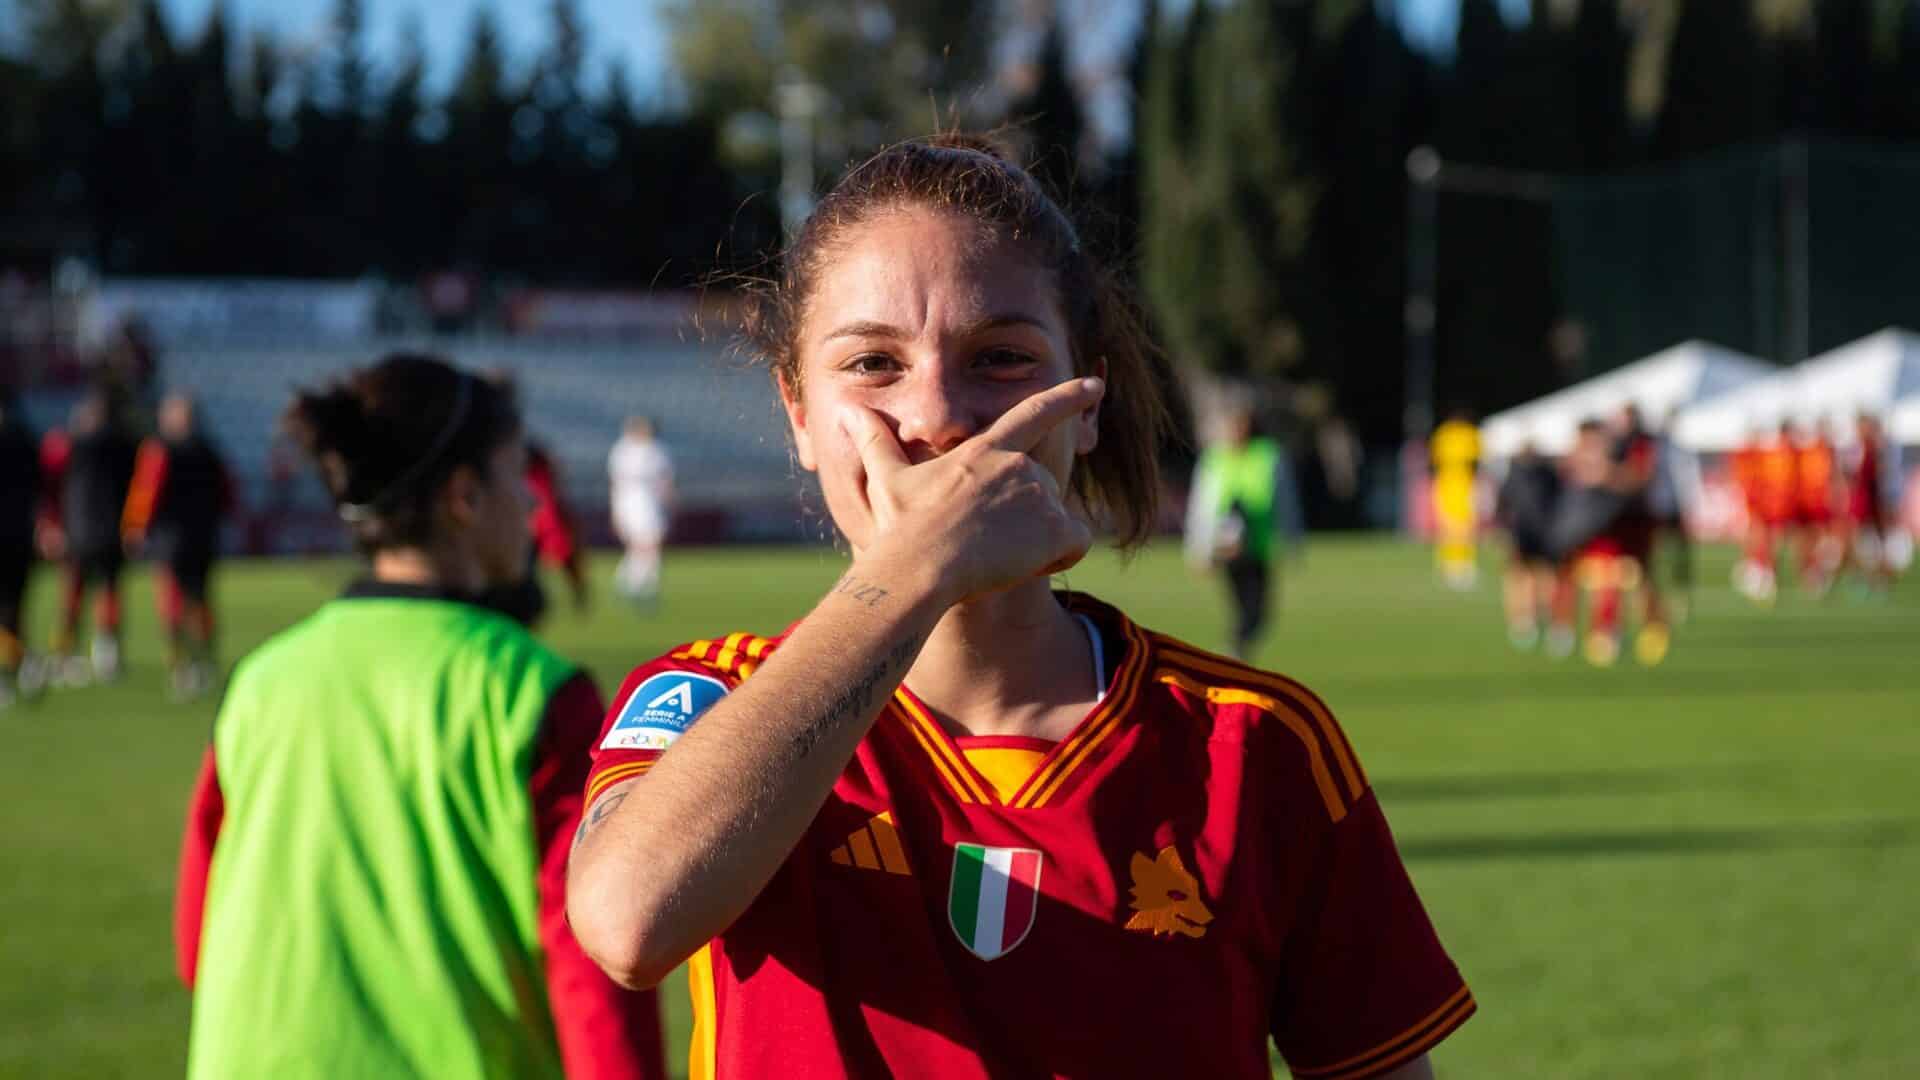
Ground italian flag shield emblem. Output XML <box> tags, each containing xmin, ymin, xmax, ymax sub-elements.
<box><xmin>948</xmin><ymin>844</ymin><xmax>1043</xmax><ymax>960</ymax></box>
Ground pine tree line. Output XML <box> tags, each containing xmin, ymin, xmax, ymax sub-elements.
<box><xmin>10</xmin><ymin>0</ymin><xmax>1920</xmax><ymax>440</ymax></box>
<box><xmin>1</xmin><ymin>0</ymin><xmax>776</xmax><ymax>282</ymax></box>
<box><xmin>1137</xmin><ymin>0</ymin><xmax>1920</xmax><ymax>444</ymax></box>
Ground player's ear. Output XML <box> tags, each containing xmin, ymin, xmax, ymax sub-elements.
<box><xmin>778</xmin><ymin>373</ymin><xmax>819</xmax><ymax>472</ymax></box>
<box><xmin>441</xmin><ymin>463</ymin><xmax>482</xmax><ymax>527</ymax></box>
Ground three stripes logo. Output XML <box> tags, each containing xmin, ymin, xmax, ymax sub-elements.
<box><xmin>827</xmin><ymin>812</ymin><xmax>912</xmax><ymax>876</ymax></box>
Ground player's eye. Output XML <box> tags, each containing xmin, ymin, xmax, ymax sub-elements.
<box><xmin>843</xmin><ymin>352</ymin><xmax>900</xmax><ymax>377</ymax></box>
<box><xmin>976</xmin><ymin>348</ymin><xmax>1040</xmax><ymax>379</ymax></box>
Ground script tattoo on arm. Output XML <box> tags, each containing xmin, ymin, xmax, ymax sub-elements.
<box><xmin>788</xmin><ymin>635</ymin><xmax>921</xmax><ymax>762</ymax></box>
<box><xmin>573</xmin><ymin>787</ymin><xmax>632</xmax><ymax>850</ymax></box>
<box><xmin>832</xmin><ymin>574</ymin><xmax>891</xmax><ymax>608</ymax></box>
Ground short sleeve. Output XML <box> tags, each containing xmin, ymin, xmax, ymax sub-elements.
<box><xmin>583</xmin><ymin>654</ymin><xmax>740</xmax><ymax>811</ymax></box>
<box><xmin>1269</xmin><ymin>790</ymin><xmax>1474</xmax><ymax>1080</ymax></box>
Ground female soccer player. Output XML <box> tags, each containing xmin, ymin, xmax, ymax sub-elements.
<box><xmin>1183</xmin><ymin>394</ymin><xmax>1305</xmax><ymax>660</ymax></box>
<box><xmin>0</xmin><ymin>387</ymin><xmax>40</xmax><ymax>706</ymax></box>
<box><xmin>174</xmin><ymin>355</ymin><xmax>663</xmax><ymax>1078</ymax></box>
<box><xmin>121</xmin><ymin>393</ymin><xmax>236</xmax><ymax>699</ymax></box>
<box><xmin>568</xmin><ymin>137</ymin><xmax>1472</xmax><ymax>1080</ymax></box>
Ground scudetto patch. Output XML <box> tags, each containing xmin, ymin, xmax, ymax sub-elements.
<box><xmin>600</xmin><ymin>671</ymin><xmax>729</xmax><ymax>751</ymax></box>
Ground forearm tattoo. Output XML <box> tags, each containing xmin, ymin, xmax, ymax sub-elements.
<box><xmin>573</xmin><ymin>788</ymin><xmax>631</xmax><ymax>849</ymax></box>
<box><xmin>789</xmin><ymin>635</ymin><xmax>920</xmax><ymax>761</ymax></box>
<box><xmin>832</xmin><ymin>574</ymin><xmax>891</xmax><ymax>608</ymax></box>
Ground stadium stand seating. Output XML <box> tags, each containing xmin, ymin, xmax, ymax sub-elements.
<box><xmin>24</xmin><ymin>334</ymin><xmax>820</xmax><ymax>550</ymax></box>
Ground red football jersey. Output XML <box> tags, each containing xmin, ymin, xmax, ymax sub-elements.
<box><xmin>1846</xmin><ymin>439</ymin><xmax>1884</xmax><ymax>525</ymax></box>
<box><xmin>583</xmin><ymin>594</ymin><xmax>1472</xmax><ymax>1080</ymax></box>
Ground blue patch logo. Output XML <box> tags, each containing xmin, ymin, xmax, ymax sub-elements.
<box><xmin>600</xmin><ymin>671</ymin><xmax>729</xmax><ymax>751</ymax></box>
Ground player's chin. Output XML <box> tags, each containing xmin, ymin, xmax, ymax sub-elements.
<box><xmin>1038</xmin><ymin>542</ymin><xmax>1091</xmax><ymax>579</ymax></box>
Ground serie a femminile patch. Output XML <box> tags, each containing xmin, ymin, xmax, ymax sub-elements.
<box><xmin>600</xmin><ymin>671</ymin><xmax>730</xmax><ymax>751</ymax></box>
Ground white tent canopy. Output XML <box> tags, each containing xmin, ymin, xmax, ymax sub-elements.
<box><xmin>1673</xmin><ymin>328</ymin><xmax>1920</xmax><ymax>451</ymax></box>
<box><xmin>1481</xmin><ymin>340</ymin><xmax>1773</xmax><ymax>459</ymax></box>
<box><xmin>1893</xmin><ymin>396</ymin><xmax>1920</xmax><ymax>445</ymax></box>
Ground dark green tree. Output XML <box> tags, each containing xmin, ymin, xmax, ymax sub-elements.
<box><xmin>1140</xmin><ymin>1</ymin><xmax>1231</xmax><ymax>375</ymax></box>
<box><xmin>1436</xmin><ymin>0</ymin><xmax>1514</xmax><ymax>164</ymax></box>
<box><xmin>1007</xmin><ymin>17</ymin><xmax>1086</xmax><ymax>202</ymax></box>
<box><xmin>1571</xmin><ymin>0</ymin><xmax>1633</xmax><ymax>170</ymax></box>
<box><xmin>666</xmin><ymin>0</ymin><xmax>998</xmax><ymax>171</ymax></box>
<box><xmin>1886</xmin><ymin>1</ymin><xmax>1920</xmax><ymax>139</ymax></box>
<box><xmin>369</xmin><ymin>14</ymin><xmax>429</xmax><ymax>273</ymax></box>
<box><xmin>1811</xmin><ymin>0</ymin><xmax>1875</xmax><ymax>134</ymax></box>
<box><xmin>1653</xmin><ymin>0</ymin><xmax>1771</xmax><ymax>160</ymax></box>
<box><xmin>443</xmin><ymin>6</ymin><xmax>522</xmax><ymax>269</ymax></box>
<box><xmin>328</xmin><ymin>0</ymin><xmax>370</xmax><ymax>115</ymax></box>
<box><xmin>1142</xmin><ymin>0</ymin><xmax>1322</xmax><ymax>380</ymax></box>
<box><xmin>1303</xmin><ymin>3</ymin><xmax>1429</xmax><ymax>442</ymax></box>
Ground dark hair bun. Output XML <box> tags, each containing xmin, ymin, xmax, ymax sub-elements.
<box><xmin>281</xmin><ymin>352</ymin><xmax>520</xmax><ymax>553</ymax></box>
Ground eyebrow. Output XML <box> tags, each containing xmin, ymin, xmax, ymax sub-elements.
<box><xmin>819</xmin><ymin>313</ymin><xmax>1053</xmax><ymax>343</ymax></box>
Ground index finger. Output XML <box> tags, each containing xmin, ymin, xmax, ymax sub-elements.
<box><xmin>982</xmin><ymin>377</ymin><xmax>1105</xmax><ymax>453</ymax></box>
<box><xmin>839</xmin><ymin>402</ymin><xmax>910</xmax><ymax>479</ymax></box>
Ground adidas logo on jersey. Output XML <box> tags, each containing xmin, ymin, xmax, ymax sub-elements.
<box><xmin>827</xmin><ymin>812</ymin><xmax>912</xmax><ymax>876</ymax></box>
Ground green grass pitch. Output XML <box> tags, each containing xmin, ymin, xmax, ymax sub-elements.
<box><xmin>2</xmin><ymin>537</ymin><xmax>1916</xmax><ymax>1078</ymax></box>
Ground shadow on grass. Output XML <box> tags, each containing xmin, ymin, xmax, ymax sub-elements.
<box><xmin>1684</xmin><ymin>625</ymin><xmax>1920</xmax><ymax>650</ymax></box>
<box><xmin>1375</xmin><ymin>768</ymin><xmax>1710</xmax><ymax>803</ymax></box>
<box><xmin>1401</xmin><ymin>818</ymin><xmax>1919</xmax><ymax>861</ymax></box>
<box><xmin>1321</xmin><ymin>665</ymin><xmax>1916</xmax><ymax>707</ymax></box>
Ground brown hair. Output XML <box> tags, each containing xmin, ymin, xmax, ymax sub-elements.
<box><xmin>282</xmin><ymin>352</ymin><xmax>521</xmax><ymax>552</ymax></box>
<box><xmin>739</xmin><ymin>133</ymin><xmax>1175</xmax><ymax>549</ymax></box>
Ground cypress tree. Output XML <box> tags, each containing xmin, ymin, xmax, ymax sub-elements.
<box><xmin>1653</xmin><ymin>0</ymin><xmax>1770</xmax><ymax>160</ymax></box>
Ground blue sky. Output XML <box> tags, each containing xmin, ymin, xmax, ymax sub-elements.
<box><xmin>153</xmin><ymin>0</ymin><xmax>676</xmax><ymax>100</ymax></box>
<box><xmin>148</xmin><ymin>0</ymin><xmax>1524</xmax><ymax>106</ymax></box>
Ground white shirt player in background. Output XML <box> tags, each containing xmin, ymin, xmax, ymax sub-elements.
<box><xmin>608</xmin><ymin>416</ymin><xmax>674</xmax><ymax>606</ymax></box>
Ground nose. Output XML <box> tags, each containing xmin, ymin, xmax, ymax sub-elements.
<box><xmin>887</xmin><ymin>370</ymin><xmax>983</xmax><ymax>459</ymax></box>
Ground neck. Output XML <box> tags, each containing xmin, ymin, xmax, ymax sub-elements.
<box><xmin>903</xmin><ymin>577</ymin><xmax>1095</xmax><ymax>741</ymax></box>
<box><xmin>370</xmin><ymin>544</ymin><xmax>485</xmax><ymax>593</ymax></box>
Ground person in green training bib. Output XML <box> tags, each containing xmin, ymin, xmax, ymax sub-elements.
<box><xmin>1184</xmin><ymin>395</ymin><xmax>1304</xmax><ymax>660</ymax></box>
<box><xmin>173</xmin><ymin>354</ymin><xmax>664</xmax><ymax>1079</ymax></box>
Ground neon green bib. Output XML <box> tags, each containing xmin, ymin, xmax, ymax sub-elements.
<box><xmin>188</xmin><ymin>595</ymin><xmax>576</xmax><ymax>1079</ymax></box>
<box><xmin>1198</xmin><ymin>437</ymin><xmax>1282</xmax><ymax>561</ymax></box>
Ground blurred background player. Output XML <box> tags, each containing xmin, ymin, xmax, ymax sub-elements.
<box><xmin>1592</xmin><ymin>404</ymin><xmax>1667</xmax><ymax>665</ymax></box>
<box><xmin>1646</xmin><ymin>408</ymin><xmax>1698</xmax><ymax>622</ymax></box>
<box><xmin>1836</xmin><ymin>412</ymin><xmax>1895</xmax><ymax>594</ymax></box>
<box><xmin>1183</xmin><ymin>395</ymin><xmax>1304</xmax><ymax>661</ymax></box>
<box><xmin>1429</xmin><ymin>408</ymin><xmax>1482</xmax><ymax>590</ymax></box>
<box><xmin>121</xmin><ymin>394</ymin><xmax>236</xmax><ymax>700</ymax></box>
<box><xmin>526</xmin><ymin>438</ymin><xmax>588</xmax><ymax>612</ymax></box>
<box><xmin>485</xmin><ymin>431</ymin><xmax>591</xmax><ymax>629</ymax></box>
<box><xmin>1493</xmin><ymin>439</ymin><xmax>1561</xmax><ymax>650</ymax></box>
<box><xmin>1546</xmin><ymin>420</ymin><xmax>1614</xmax><ymax>659</ymax></box>
<box><xmin>1744</xmin><ymin>421</ymin><xmax>1802</xmax><ymax>603</ymax></box>
<box><xmin>1792</xmin><ymin>420</ymin><xmax>1841</xmax><ymax>593</ymax></box>
<box><xmin>39</xmin><ymin>386</ymin><xmax>140</xmax><ymax>684</ymax></box>
<box><xmin>608</xmin><ymin>416</ymin><xmax>673</xmax><ymax>607</ymax></box>
<box><xmin>1547</xmin><ymin>413</ymin><xmax>1666</xmax><ymax>665</ymax></box>
<box><xmin>174</xmin><ymin>354</ymin><xmax>664</xmax><ymax>1079</ymax></box>
<box><xmin>0</xmin><ymin>388</ymin><xmax>41</xmax><ymax>707</ymax></box>
<box><xmin>1730</xmin><ymin>425</ymin><xmax>1771</xmax><ymax>601</ymax></box>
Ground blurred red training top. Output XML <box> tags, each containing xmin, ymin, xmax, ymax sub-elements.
<box><xmin>584</xmin><ymin>593</ymin><xmax>1473</xmax><ymax>1080</ymax></box>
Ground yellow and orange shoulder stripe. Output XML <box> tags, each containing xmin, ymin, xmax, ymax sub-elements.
<box><xmin>1149</xmin><ymin>635</ymin><xmax>1369</xmax><ymax>823</ymax></box>
<box><xmin>583</xmin><ymin>632</ymin><xmax>778</xmax><ymax>807</ymax></box>
<box><xmin>670</xmin><ymin>631</ymin><xmax>778</xmax><ymax>680</ymax></box>
<box><xmin>1290</xmin><ymin>985</ymin><xmax>1476</xmax><ymax>1080</ymax></box>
